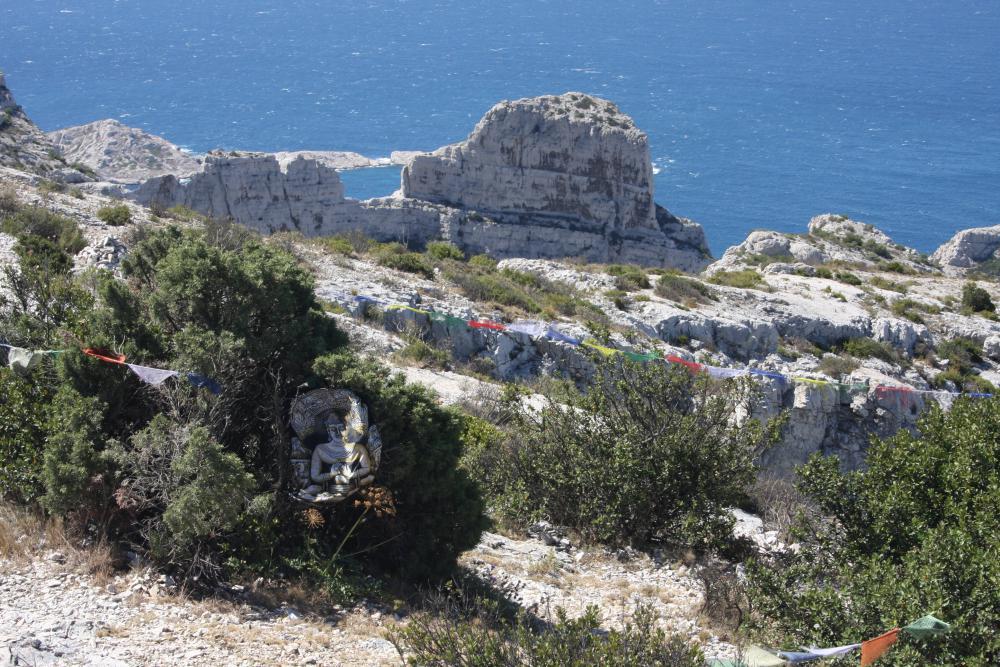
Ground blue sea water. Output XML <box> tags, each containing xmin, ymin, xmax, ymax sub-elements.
<box><xmin>1</xmin><ymin>0</ymin><xmax>998</xmax><ymax>256</ymax></box>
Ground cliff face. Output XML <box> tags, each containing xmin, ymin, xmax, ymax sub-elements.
<box><xmin>133</xmin><ymin>152</ymin><xmax>361</xmax><ymax>234</ymax></box>
<box><xmin>0</xmin><ymin>73</ymin><xmax>90</xmax><ymax>181</ymax></box>
<box><xmin>128</xmin><ymin>93</ymin><xmax>710</xmax><ymax>270</ymax></box>
<box><xmin>395</xmin><ymin>93</ymin><xmax>710</xmax><ymax>269</ymax></box>
<box><xmin>931</xmin><ymin>224</ymin><xmax>1000</xmax><ymax>276</ymax></box>
<box><xmin>404</xmin><ymin>93</ymin><xmax>657</xmax><ymax>231</ymax></box>
<box><xmin>47</xmin><ymin>119</ymin><xmax>202</xmax><ymax>182</ymax></box>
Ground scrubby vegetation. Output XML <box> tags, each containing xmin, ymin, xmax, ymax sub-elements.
<box><xmin>461</xmin><ymin>358</ymin><xmax>781</xmax><ymax>550</ymax></box>
<box><xmin>654</xmin><ymin>271</ymin><xmax>715</xmax><ymax>306</ymax></box>
<box><xmin>0</xmin><ymin>216</ymin><xmax>484</xmax><ymax>592</ymax></box>
<box><xmin>961</xmin><ymin>281</ymin><xmax>995</xmax><ymax>314</ymax></box>
<box><xmin>393</xmin><ymin>595</ymin><xmax>704</xmax><ymax>667</ymax></box>
<box><xmin>747</xmin><ymin>397</ymin><xmax>1000</xmax><ymax>665</ymax></box>
<box><xmin>707</xmin><ymin>269</ymin><xmax>770</xmax><ymax>291</ymax></box>
<box><xmin>96</xmin><ymin>203</ymin><xmax>132</xmax><ymax>226</ymax></box>
<box><xmin>891</xmin><ymin>297</ymin><xmax>939</xmax><ymax>324</ymax></box>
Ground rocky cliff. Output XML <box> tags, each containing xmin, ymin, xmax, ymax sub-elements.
<box><xmin>0</xmin><ymin>73</ymin><xmax>90</xmax><ymax>181</ymax></box>
<box><xmin>132</xmin><ymin>151</ymin><xmax>371</xmax><ymax>235</ymax></box>
<box><xmin>128</xmin><ymin>93</ymin><xmax>710</xmax><ymax>270</ymax></box>
<box><xmin>47</xmin><ymin>119</ymin><xmax>203</xmax><ymax>182</ymax></box>
<box><xmin>394</xmin><ymin>93</ymin><xmax>710</xmax><ymax>269</ymax></box>
<box><xmin>931</xmin><ymin>224</ymin><xmax>1000</xmax><ymax>276</ymax></box>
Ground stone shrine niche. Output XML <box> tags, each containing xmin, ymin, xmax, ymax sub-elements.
<box><xmin>289</xmin><ymin>389</ymin><xmax>381</xmax><ymax>504</ymax></box>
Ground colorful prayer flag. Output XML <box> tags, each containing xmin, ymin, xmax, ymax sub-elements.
<box><xmin>860</xmin><ymin>628</ymin><xmax>900</xmax><ymax>666</ymax></box>
<box><xmin>469</xmin><ymin>320</ymin><xmax>505</xmax><ymax>331</ymax></box>
<box><xmin>902</xmin><ymin>615</ymin><xmax>950</xmax><ymax>638</ymax></box>
<box><xmin>83</xmin><ymin>348</ymin><xmax>127</xmax><ymax>364</ymax></box>
<box><xmin>186</xmin><ymin>372</ymin><xmax>222</xmax><ymax>395</ymax></box>
<box><xmin>126</xmin><ymin>363</ymin><xmax>179</xmax><ymax>386</ymax></box>
<box><xmin>6</xmin><ymin>347</ymin><xmax>43</xmax><ymax>375</ymax></box>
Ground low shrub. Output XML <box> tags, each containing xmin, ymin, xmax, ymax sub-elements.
<box><xmin>2</xmin><ymin>206</ymin><xmax>85</xmax><ymax>255</ymax></box>
<box><xmin>961</xmin><ymin>282</ymin><xmax>995</xmax><ymax>313</ymax></box>
<box><xmin>0</xmin><ymin>186</ymin><xmax>19</xmax><ymax>217</ymax></box>
<box><xmin>96</xmin><ymin>203</ymin><xmax>132</xmax><ymax>227</ymax></box>
<box><xmin>426</xmin><ymin>241</ymin><xmax>465</xmax><ymax>261</ymax></box>
<box><xmin>462</xmin><ymin>358</ymin><xmax>781</xmax><ymax>549</ymax></box>
<box><xmin>606</xmin><ymin>264</ymin><xmax>650</xmax><ymax>291</ymax></box>
<box><xmin>655</xmin><ymin>272</ymin><xmax>715</xmax><ymax>305</ymax></box>
<box><xmin>316</xmin><ymin>235</ymin><xmax>355</xmax><ymax>256</ymax></box>
<box><xmin>840</xmin><ymin>338</ymin><xmax>899</xmax><ymax>364</ymax></box>
<box><xmin>881</xmin><ymin>260</ymin><xmax>912</xmax><ymax>274</ymax></box>
<box><xmin>708</xmin><ymin>270</ymin><xmax>769</xmax><ymax>291</ymax></box>
<box><xmin>891</xmin><ymin>297</ymin><xmax>938</xmax><ymax>323</ymax></box>
<box><xmin>392</xmin><ymin>596</ymin><xmax>704</xmax><ymax>667</ymax></box>
<box><xmin>817</xmin><ymin>353</ymin><xmax>858</xmax><ymax>378</ymax></box>
<box><xmin>372</xmin><ymin>242</ymin><xmax>435</xmax><ymax>279</ymax></box>
<box><xmin>869</xmin><ymin>275</ymin><xmax>907</xmax><ymax>293</ymax></box>
<box><xmin>835</xmin><ymin>271</ymin><xmax>862</xmax><ymax>286</ymax></box>
<box><xmin>396</xmin><ymin>337</ymin><xmax>451</xmax><ymax>369</ymax></box>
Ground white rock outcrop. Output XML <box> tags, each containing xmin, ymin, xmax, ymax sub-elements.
<box><xmin>396</xmin><ymin>93</ymin><xmax>710</xmax><ymax>269</ymax></box>
<box><xmin>931</xmin><ymin>224</ymin><xmax>1000</xmax><ymax>275</ymax></box>
<box><xmin>47</xmin><ymin>119</ymin><xmax>203</xmax><ymax>182</ymax></box>
<box><xmin>129</xmin><ymin>93</ymin><xmax>711</xmax><ymax>270</ymax></box>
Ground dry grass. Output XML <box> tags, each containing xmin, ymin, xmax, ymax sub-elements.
<box><xmin>0</xmin><ymin>502</ymin><xmax>115</xmax><ymax>583</ymax></box>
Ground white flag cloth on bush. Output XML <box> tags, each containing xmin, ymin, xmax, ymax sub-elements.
<box><xmin>127</xmin><ymin>363</ymin><xmax>179</xmax><ymax>385</ymax></box>
<box><xmin>6</xmin><ymin>347</ymin><xmax>44</xmax><ymax>374</ymax></box>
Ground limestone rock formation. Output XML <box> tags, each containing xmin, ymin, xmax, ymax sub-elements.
<box><xmin>132</xmin><ymin>151</ymin><xmax>366</xmax><ymax>234</ymax></box>
<box><xmin>47</xmin><ymin>119</ymin><xmax>203</xmax><ymax>182</ymax></box>
<box><xmin>707</xmin><ymin>214</ymin><xmax>932</xmax><ymax>275</ymax></box>
<box><xmin>931</xmin><ymin>224</ymin><xmax>1000</xmax><ymax>276</ymax></box>
<box><xmin>129</xmin><ymin>93</ymin><xmax>711</xmax><ymax>270</ymax></box>
<box><xmin>0</xmin><ymin>73</ymin><xmax>89</xmax><ymax>181</ymax></box>
<box><xmin>396</xmin><ymin>93</ymin><xmax>710</xmax><ymax>269</ymax></box>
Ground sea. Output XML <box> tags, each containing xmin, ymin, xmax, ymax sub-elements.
<box><xmin>1</xmin><ymin>0</ymin><xmax>998</xmax><ymax>256</ymax></box>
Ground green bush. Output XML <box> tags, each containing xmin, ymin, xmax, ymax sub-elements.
<box><xmin>0</xmin><ymin>368</ymin><xmax>50</xmax><ymax>502</ymax></box>
<box><xmin>606</xmin><ymin>264</ymin><xmax>650</xmax><ymax>291</ymax></box>
<box><xmin>396</xmin><ymin>337</ymin><xmax>451</xmax><ymax>369</ymax></box>
<box><xmin>835</xmin><ymin>271</ymin><xmax>862</xmax><ymax>286</ymax></box>
<box><xmin>869</xmin><ymin>276</ymin><xmax>907</xmax><ymax>293</ymax></box>
<box><xmin>708</xmin><ymin>270</ymin><xmax>769</xmax><ymax>291</ymax></box>
<box><xmin>840</xmin><ymin>338</ymin><xmax>899</xmax><ymax>364</ymax></box>
<box><xmin>393</xmin><ymin>599</ymin><xmax>704</xmax><ymax>667</ymax></box>
<box><xmin>747</xmin><ymin>397</ymin><xmax>1000</xmax><ymax>664</ymax></box>
<box><xmin>372</xmin><ymin>242</ymin><xmax>435</xmax><ymax>278</ymax></box>
<box><xmin>426</xmin><ymin>241</ymin><xmax>465</xmax><ymax>261</ymax></box>
<box><xmin>3</xmin><ymin>218</ymin><xmax>483</xmax><ymax>586</ymax></box>
<box><xmin>816</xmin><ymin>353</ymin><xmax>858</xmax><ymax>379</ymax></box>
<box><xmin>881</xmin><ymin>260</ymin><xmax>912</xmax><ymax>274</ymax></box>
<box><xmin>0</xmin><ymin>186</ymin><xmax>19</xmax><ymax>217</ymax></box>
<box><xmin>961</xmin><ymin>282</ymin><xmax>995</xmax><ymax>313</ymax></box>
<box><xmin>315</xmin><ymin>235</ymin><xmax>355</xmax><ymax>256</ymax></box>
<box><xmin>654</xmin><ymin>272</ymin><xmax>715</xmax><ymax>305</ymax></box>
<box><xmin>464</xmin><ymin>358</ymin><xmax>780</xmax><ymax>549</ymax></box>
<box><xmin>891</xmin><ymin>298</ymin><xmax>938</xmax><ymax>324</ymax></box>
<box><xmin>110</xmin><ymin>415</ymin><xmax>254</xmax><ymax>573</ymax></box>
<box><xmin>96</xmin><ymin>204</ymin><xmax>132</xmax><ymax>227</ymax></box>
<box><xmin>2</xmin><ymin>206</ymin><xmax>85</xmax><ymax>255</ymax></box>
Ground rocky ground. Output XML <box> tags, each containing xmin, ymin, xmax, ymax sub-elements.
<box><xmin>1</xmin><ymin>525</ymin><xmax>741</xmax><ymax>666</ymax></box>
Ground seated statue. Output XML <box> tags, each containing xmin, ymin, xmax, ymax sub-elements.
<box><xmin>292</xmin><ymin>389</ymin><xmax>379</xmax><ymax>503</ymax></box>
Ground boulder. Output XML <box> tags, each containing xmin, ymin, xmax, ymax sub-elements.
<box><xmin>931</xmin><ymin>224</ymin><xmax>1000</xmax><ymax>275</ymax></box>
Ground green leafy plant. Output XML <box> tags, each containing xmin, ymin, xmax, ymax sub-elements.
<box><xmin>961</xmin><ymin>282</ymin><xmax>995</xmax><ymax>314</ymax></box>
<box><xmin>747</xmin><ymin>397</ymin><xmax>1000</xmax><ymax>664</ymax></box>
<box><xmin>96</xmin><ymin>203</ymin><xmax>132</xmax><ymax>227</ymax></box>
<box><xmin>463</xmin><ymin>358</ymin><xmax>781</xmax><ymax>549</ymax></box>
<box><xmin>426</xmin><ymin>241</ymin><xmax>465</xmax><ymax>261</ymax></box>
<box><xmin>708</xmin><ymin>270</ymin><xmax>770</xmax><ymax>291</ymax></box>
<box><xmin>654</xmin><ymin>272</ymin><xmax>715</xmax><ymax>305</ymax></box>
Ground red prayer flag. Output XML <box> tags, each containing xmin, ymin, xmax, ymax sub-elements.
<box><xmin>665</xmin><ymin>354</ymin><xmax>704</xmax><ymax>374</ymax></box>
<box><xmin>83</xmin><ymin>348</ymin><xmax>127</xmax><ymax>364</ymax></box>
<box><xmin>860</xmin><ymin>628</ymin><xmax>900</xmax><ymax>666</ymax></box>
<box><xmin>469</xmin><ymin>320</ymin><xmax>505</xmax><ymax>331</ymax></box>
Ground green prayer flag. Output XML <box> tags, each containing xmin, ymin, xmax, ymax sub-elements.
<box><xmin>903</xmin><ymin>615</ymin><xmax>951</xmax><ymax>638</ymax></box>
<box><xmin>743</xmin><ymin>646</ymin><xmax>787</xmax><ymax>666</ymax></box>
